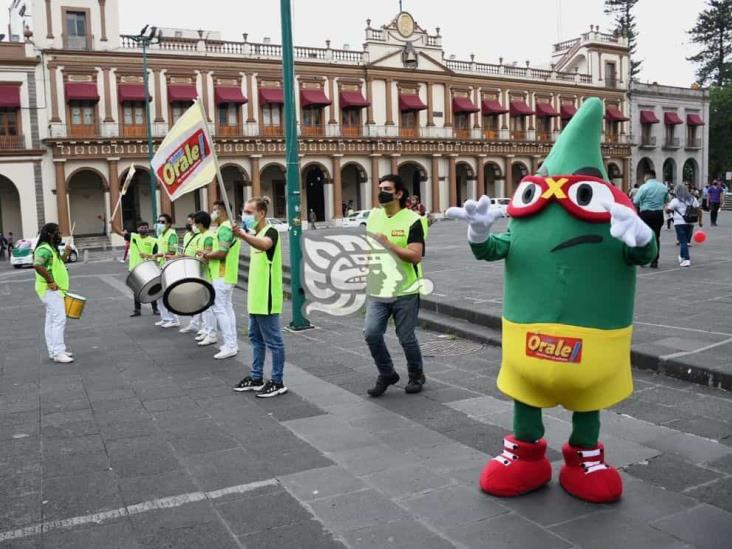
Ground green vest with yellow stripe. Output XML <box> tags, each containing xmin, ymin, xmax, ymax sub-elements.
<box><xmin>208</xmin><ymin>220</ymin><xmax>241</xmax><ymax>284</ymax></box>
<box><xmin>128</xmin><ymin>233</ymin><xmax>157</xmax><ymax>271</ymax></box>
<box><xmin>247</xmin><ymin>224</ymin><xmax>283</xmax><ymax>315</ymax></box>
<box><xmin>34</xmin><ymin>243</ymin><xmax>69</xmax><ymax>298</ymax></box>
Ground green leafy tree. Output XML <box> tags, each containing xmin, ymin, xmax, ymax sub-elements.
<box><xmin>709</xmin><ymin>86</ymin><xmax>732</xmax><ymax>177</ymax></box>
<box><xmin>688</xmin><ymin>0</ymin><xmax>732</xmax><ymax>86</ymax></box>
<box><xmin>604</xmin><ymin>0</ymin><xmax>642</xmax><ymax>79</ymax></box>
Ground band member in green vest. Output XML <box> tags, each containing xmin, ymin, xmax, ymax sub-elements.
<box><xmin>192</xmin><ymin>211</ymin><xmax>218</xmax><ymax>346</ymax></box>
<box><xmin>232</xmin><ymin>196</ymin><xmax>287</xmax><ymax>397</ymax></box>
<box><xmin>128</xmin><ymin>221</ymin><xmax>159</xmax><ymax>317</ymax></box>
<box><xmin>201</xmin><ymin>201</ymin><xmax>241</xmax><ymax>359</ymax></box>
<box><xmin>33</xmin><ymin>223</ymin><xmax>74</xmax><ymax>363</ymax></box>
<box><xmin>153</xmin><ymin>213</ymin><xmax>180</xmax><ymax>328</ymax></box>
<box><xmin>365</xmin><ymin>174</ymin><xmax>429</xmax><ymax>397</ymax></box>
<box><xmin>179</xmin><ymin>213</ymin><xmax>204</xmax><ymax>334</ymax></box>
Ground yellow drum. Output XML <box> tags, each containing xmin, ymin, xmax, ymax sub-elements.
<box><xmin>64</xmin><ymin>293</ymin><xmax>87</xmax><ymax>319</ymax></box>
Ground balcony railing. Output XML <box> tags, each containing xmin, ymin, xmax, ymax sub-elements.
<box><xmin>301</xmin><ymin>124</ymin><xmax>325</xmax><ymax>137</ymax></box>
<box><xmin>121</xmin><ymin>125</ymin><xmax>147</xmax><ymax>138</ymax></box>
<box><xmin>686</xmin><ymin>137</ymin><xmax>702</xmax><ymax>149</ymax></box>
<box><xmin>0</xmin><ymin>134</ymin><xmax>25</xmax><ymax>150</ymax></box>
<box><xmin>511</xmin><ymin>130</ymin><xmax>528</xmax><ymax>141</ymax></box>
<box><xmin>341</xmin><ymin>126</ymin><xmax>361</xmax><ymax>138</ymax></box>
<box><xmin>536</xmin><ymin>131</ymin><xmax>552</xmax><ymax>142</ymax></box>
<box><xmin>68</xmin><ymin>124</ymin><xmax>100</xmax><ymax>138</ymax></box>
<box><xmin>400</xmin><ymin>127</ymin><xmax>419</xmax><ymax>138</ymax></box>
<box><xmin>663</xmin><ymin>137</ymin><xmax>681</xmax><ymax>149</ymax></box>
<box><xmin>639</xmin><ymin>135</ymin><xmax>656</xmax><ymax>148</ymax></box>
<box><xmin>261</xmin><ymin>124</ymin><xmax>283</xmax><ymax>137</ymax></box>
<box><xmin>454</xmin><ymin>128</ymin><xmax>472</xmax><ymax>140</ymax></box>
<box><xmin>63</xmin><ymin>33</ymin><xmax>93</xmax><ymax>50</ymax></box>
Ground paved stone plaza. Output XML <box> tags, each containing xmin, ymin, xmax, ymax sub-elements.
<box><xmin>1</xmin><ymin>215</ymin><xmax>731</xmax><ymax>548</ymax></box>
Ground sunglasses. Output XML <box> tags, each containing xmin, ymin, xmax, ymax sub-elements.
<box><xmin>506</xmin><ymin>175</ymin><xmax>634</xmax><ymax>223</ymax></box>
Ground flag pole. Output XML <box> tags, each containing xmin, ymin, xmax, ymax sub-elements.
<box><xmin>196</xmin><ymin>98</ymin><xmax>234</xmax><ymax>222</ymax></box>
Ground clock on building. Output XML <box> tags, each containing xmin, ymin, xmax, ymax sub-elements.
<box><xmin>397</xmin><ymin>12</ymin><xmax>415</xmax><ymax>38</ymax></box>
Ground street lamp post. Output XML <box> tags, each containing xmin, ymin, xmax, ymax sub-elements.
<box><xmin>127</xmin><ymin>26</ymin><xmax>160</xmax><ymax>225</ymax></box>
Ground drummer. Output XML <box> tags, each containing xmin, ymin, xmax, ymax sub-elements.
<box><xmin>178</xmin><ymin>213</ymin><xmax>204</xmax><ymax>335</ymax></box>
<box><xmin>192</xmin><ymin>210</ymin><xmax>218</xmax><ymax>346</ymax></box>
<box><xmin>153</xmin><ymin>213</ymin><xmax>180</xmax><ymax>328</ymax></box>
<box><xmin>200</xmin><ymin>201</ymin><xmax>240</xmax><ymax>359</ymax></box>
<box><xmin>128</xmin><ymin>220</ymin><xmax>160</xmax><ymax>318</ymax></box>
<box><xmin>33</xmin><ymin>223</ymin><xmax>74</xmax><ymax>363</ymax></box>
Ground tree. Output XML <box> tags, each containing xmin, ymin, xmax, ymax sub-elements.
<box><xmin>604</xmin><ymin>0</ymin><xmax>642</xmax><ymax>79</ymax></box>
<box><xmin>688</xmin><ymin>0</ymin><xmax>732</xmax><ymax>87</ymax></box>
<box><xmin>708</xmin><ymin>86</ymin><xmax>732</xmax><ymax>177</ymax></box>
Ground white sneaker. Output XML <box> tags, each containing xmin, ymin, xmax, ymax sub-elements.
<box><xmin>214</xmin><ymin>347</ymin><xmax>238</xmax><ymax>360</ymax></box>
<box><xmin>49</xmin><ymin>351</ymin><xmax>74</xmax><ymax>359</ymax></box>
<box><xmin>195</xmin><ymin>332</ymin><xmax>207</xmax><ymax>341</ymax></box>
<box><xmin>52</xmin><ymin>353</ymin><xmax>74</xmax><ymax>363</ymax></box>
<box><xmin>161</xmin><ymin>321</ymin><xmax>180</xmax><ymax>329</ymax></box>
<box><xmin>154</xmin><ymin>320</ymin><xmax>166</xmax><ymax>326</ymax></box>
<box><xmin>179</xmin><ymin>323</ymin><xmax>198</xmax><ymax>334</ymax></box>
<box><xmin>680</xmin><ymin>260</ymin><xmax>691</xmax><ymax>267</ymax></box>
<box><xmin>678</xmin><ymin>256</ymin><xmax>683</xmax><ymax>264</ymax></box>
<box><xmin>196</xmin><ymin>329</ymin><xmax>206</xmax><ymax>337</ymax></box>
<box><xmin>197</xmin><ymin>335</ymin><xmax>218</xmax><ymax>346</ymax></box>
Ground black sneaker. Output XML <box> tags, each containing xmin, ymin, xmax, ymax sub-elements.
<box><xmin>405</xmin><ymin>372</ymin><xmax>426</xmax><ymax>394</ymax></box>
<box><xmin>367</xmin><ymin>372</ymin><xmax>400</xmax><ymax>397</ymax></box>
<box><xmin>152</xmin><ymin>309</ymin><xmax>160</xmax><ymax>315</ymax></box>
<box><xmin>256</xmin><ymin>380</ymin><xmax>288</xmax><ymax>398</ymax></box>
<box><xmin>130</xmin><ymin>311</ymin><xmax>141</xmax><ymax>317</ymax></box>
<box><xmin>233</xmin><ymin>376</ymin><xmax>265</xmax><ymax>392</ymax></box>
<box><xmin>650</xmin><ymin>261</ymin><xmax>658</xmax><ymax>269</ymax></box>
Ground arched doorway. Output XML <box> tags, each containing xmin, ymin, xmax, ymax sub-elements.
<box><xmin>397</xmin><ymin>162</ymin><xmax>427</xmax><ymax>202</ymax></box>
<box><xmin>303</xmin><ymin>164</ymin><xmax>328</xmax><ymax>221</ymax></box>
<box><xmin>683</xmin><ymin>158</ymin><xmax>698</xmax><ymax>187</ymax></box>
<box><xmin>260</xmin><ymin>163</ymin><xmax>286</xmax><ymax>219</ymax></box>
<box><xmin>636</xmin><ymin>157</ymin><xmax>655</xmax><ymax>185</ymax></box>
<box><xmin>221</xmin><ymin>164</ymin><xmax>249</xmax><ymax>217</ymax></box>
<box><xmin>607</xmin><ymin>162</ymin><xmax>623</xmax><ymax>187</ymax></box>
<box><xmin>121</xmin><ymin>166</ymin><xmax>155</xmax><ymax>231</ymax></box>
<box><xmin>663</xmin><ymin>158</ymin><xmax>676</xmax><ymax>186</ymax></box>
<box><xmin>484</xmin><ymin>162</ymin><xmax>502</xmax><ymax>197</ymax></box>
<box><xmin>0</xmin><ymin>175</ymin><xmax>22</xmax><ymax>238</ymax></box>
<box><xmin>455</xmin><ymin>162</ymin><xmax>475</xmax><ymax>206</ymax></box>
<box><xmin>67</xmin><ymin>169</ymin><xmax>107</xmax><ymax>236</ymax></box>
<box><xmin>341</xmin><ymin>162</ymin><xmax>365</xmax><ymax>213</ymax></box>
<box><xmin>510</xmin><ymin>162</ymin><xmax>529</xmax><ymax>196</ymax></box>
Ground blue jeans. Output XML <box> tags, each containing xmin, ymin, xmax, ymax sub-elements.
<box><xmin>675</xmin><ymin>224</ymin><xmax>692</xmax><ymax>261</ymax></box>
<box><xmin>364</xmin><ymin>294</ymin><xmax>423</xmax><ymax>377</ymax></box>
<box><xmin>248</xmin><ymin>314</ymin><xmax>285</xmax><ymax>383</ymax></box>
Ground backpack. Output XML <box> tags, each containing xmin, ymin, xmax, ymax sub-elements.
<box><xmin>679</xmin><ymin>200</ymin><xmax>699</xmax><ymax>224</ymax></box>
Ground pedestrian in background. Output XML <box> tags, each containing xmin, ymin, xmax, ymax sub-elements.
<box><xmin>308</xmin><ymin>209</ymin><xmax>317</xmax><ymax>230</ymax></box>
<box><xmin>667</xmin><ymin>184</ymin><xmax>700</xmax><ymax>267</ymax></box>
<box><xmin>708</xmin><ymin>180</ymin><xmax>725</xmax><ymax>226</ymax></box>
<box><xmin>633</xmin><ymin>170</ymin><xmax>668</xmax><ymax>268</ymax></box>
<box><xmin>0</xmin><ymin>232</ymin><xmax>6</xmax><ymax>260</ymax></box>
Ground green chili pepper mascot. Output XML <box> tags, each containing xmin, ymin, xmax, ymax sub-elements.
<box><xmin>446</xmin><ymin>97</ymin><xmax>656</xmax><ymax>503</ymax></box>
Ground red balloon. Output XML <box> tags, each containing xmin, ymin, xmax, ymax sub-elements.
<box><xmin>693</xmin><ymin>230</ymin><xmax>707</xmax><ymax>244</ymax></box>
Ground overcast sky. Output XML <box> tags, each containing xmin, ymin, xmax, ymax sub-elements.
<box><xmin>54</xmin><ymin>0</ymin><xmax>718</xmax><ymax>87</ymax></box>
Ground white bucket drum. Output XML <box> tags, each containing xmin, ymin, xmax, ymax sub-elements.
<box><xmin>126</xmin><ymin>260</ymin><xmax>163</xmax><ymax>303</ymax></box>
<box><xmin>161</xmin><ymin>257</ymin><xmax>215</xmax><ymax>316</ymax></box>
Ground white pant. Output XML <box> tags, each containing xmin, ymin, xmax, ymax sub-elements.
<box><xmin>157</xmin><ymin>299</ymin><xmax>178</xmax><ymax>323</ymax></box>
<box><xmin>212</xmin><ymin>279</ymin><xmax>236</xmax><ymax>350</ymax></box>
<box><xmin>189</xmin><ymin>313</ymin><xmax>202</xmax><ymax>329</ymax></box>
<box><xmin>42</xmin><ymin>290</ymin><xmax>67</xmax><ymax>356</ymax></box>
<box><xmin>202</xmin><ymin>308</ymin><xmax>217</xmax><ymax>336</ymax></box>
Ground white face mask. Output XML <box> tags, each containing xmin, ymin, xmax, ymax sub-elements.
<box><xmin>211</xmin><ymin>210</ymin><xmax>220</xmax><ymax>222</ymax></box>
<box><xmin>192</xmin><ymin>225</ymin><xmax>201</xmax><ymax>234</ymax></box>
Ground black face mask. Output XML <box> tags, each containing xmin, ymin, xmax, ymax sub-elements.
<box><xmin>185</xmin><ymin>223</ymin><xmax>192</xmax><ymax>232</ymax></box>
<box><xmin>53</xmin><ymin>233</ymin><xmax>62</xmax><ymax>245</ymax></box>
<box><xmin>378</xmin><ymin>191</ymin><xmax>395</xmax><ymax>205</ymax></box>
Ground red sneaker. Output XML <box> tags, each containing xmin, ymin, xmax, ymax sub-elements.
<box><xmin>479</xmin><ymin>435</ymin><xmax>552</xmax><ymax>497</ymax></box>
<box><xmin>559</xmin><ymin>442</ymin><xmax>623</xmax><ymax>503</ymax></box>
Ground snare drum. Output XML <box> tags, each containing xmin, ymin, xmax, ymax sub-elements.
<box><xmin>64</xmin><ymin>293</ymin><xmax>87</xmax><ymax>319</ymax></box>
<box><xmin>161</xmin><ymin>257</ymin><xmax>215</xmax><ymax>316</ymax></box>
<box><xmin>126</xmin><ymin>260</ymin><xmax>163</xmax><ymax>303</ymax></box>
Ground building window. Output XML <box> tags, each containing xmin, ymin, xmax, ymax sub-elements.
<box><xmin>69</xmin><ymin>101</ymin><xmax>96</xmax><ymax>137</ymax></box>
<box><xmin>641</xmin><ymin>124</ymin><xmax>654</xmax><ymax>146</ymax></box>
<box><xmin>536</xmin><ymin>117</ymin><xmax>552</xmax><ymax>141</ymax></box>
<box><xmin>454</xmin><ymin>113</ymin><xmax>470</xmax><ymax>139</ymax></box>
<box><xmin>510</xmin><ymin>116</ymin><xmax>526</xmax><ymax>140</ymax></box>
<box><xmin>341</xmin><ymin>108</ymin><xmax>361</xmax><ymax>137</ymax></box>
<box><xmin>482</xmin><ymin>114</ymin><xmax>499</xmax><ymax>139</ymax></box>
<box><xmin>400</xmin><ymin>110</ymin><xmax>418</xmax><ymax>137</ymax></box>
<box><xmin>665</xmin><ymin>124</ymin><xmax>676</xmax><ymax>147</ymax></box>
<box><xmin>64</xmin><ymin>10</ymin><xmax>88</xmax><ymax>49</ymax></box>
<box><xmin>170</xmin><ymin>102</ymin><xmax>188</xmax><ymax>124</ymax></box>
<box><xmin>0</xmin><ymin>108</ymin><xmax>20</xmax><ymax>148</ymax></box>
<box><xmin>302</xmin><ymin>106</ymin><xmax>323</xmax><ymax>137</ymax></box>
<box><xmin>687</xmin><ymin>126</ymin><xmax>699</xmax><ymax>148</ymax></box>
<box><xmin>262</xmin><ymin>103</ymin><xmax>282</xmax><ymax>136</ymax></box>
<box><xmin>605</xmin><ymin>62</ymin><xmax>617</xmax><ymax>88</ymax></box>
<box><xmin>217</xmin><ymin>103</ymin><xmax>240</xmax><ymax>136</ymax></box>
<box><xmin>122</xmin><ymin>102</ymin><xmax>146</xmax><ymax>137</ymax></box>
<box><xmin>605</xmin><ymin>120</ymin><xmax>620</xmax><ymax>143</ymax></box>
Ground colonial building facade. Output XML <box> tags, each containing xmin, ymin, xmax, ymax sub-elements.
<box><xmin>1</xmin><ymin>0</ymin><xmax>661</xmax><ymax>242</ymax></box>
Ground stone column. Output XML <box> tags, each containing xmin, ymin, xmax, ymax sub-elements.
<box><xmin>390</xmin><ymin>154</ymin><xmax>399</xmax><ymax>174</ymax></box>
<box><xmin>366</xmin><ymin>79</ymin><xmax>375</xmax><ymax>125</ymax></box>
<box><xmin>505</xmin><ymin>155</ymin><xmax>515</xmax><ymax>197</ymax></box>
<box><xmin>154</xmin><ymin>69</ymin><xmax>164</xmax><ymax>122</ymax></box>
<box><xmin>385</xmin><ymin>79</ymin><xmax>394</xmax><ymax>125</ymax></box>
<box><xmin>54</xmin><ymin>160</ymin><xmax>69</xmax><ymax>235</ymax></box>
<box><xmin>161</xmin><ymin>186</ymin><xmax>174</xmax><ymax>220</ymax></box>
<box><xmin>49</xmin><ymin>66</ymin><xmax>60</xmax><ymax>122</ymax></box>
<box><xmin>103</xmin><ymin>68</ymin><xmax>113</xmax><ymax>122</ymax></box>
<box><xmin>98</xmin><ymin>0</ymin><xmax>108</xmax><ymax>41</ymax></box>
<box><xmin>327</xmin><ymin>77</ymin><xmax>337</xmax><ymax>124</ymax></box>
<box><xmin>431</xmin><ymin>154</ymin><xmax>441</xmax><ymax>213</ymax></box>
<box><xmin>332</xmin><ymin>154</ymin><xmax>342</xmax><ymax>218</ymax></box>
<box><xmin>476</xmin><ymin>155</ymin><xmax>485</xmax><ymax>197</ymax></box>
<box><xmin>251</xmin><ymin>155</ymin><xmax>261</xmax><ymax>197</ymax></box>
<box><xmin>108</xmin><ymin>157</ymin><xmax>122</xmax><ymax>234</ymax></box>
<box><xmin>246</xmin><ymin>73</ymin><xmax>256</xmax><ymax>123</ymax></box>
<box><xmin>200</xmin><ymin>71</ymin><xmax>211</xmax><ymax>123</ymax></box>
<box><xmin>473</xmin><ymin>88</ymin><xmax>481</xmax><ymax>129</ymax></box>
<box><xmin>444</xmin><ymin>86</ymin><xmax>452</xmax><ymax>128</ymax></box>
<box><xmin>426</xmin><ymin>82</ymin><xmax>434</xmax><ymax>126</ymax></box>
<box><xmin>623</xmin><ymin>156</ymin><xmax>631</xmax><ymax>193</ymax></box>
<box><xmin>45</xmin><ymin>0</ymin><xmax>54</xmax><ymax>39</ymax></box>
<box><xmin>448</xmin><ymin>155</ymin><xmax>457</xmax><ymax>207</ymax></box>
<box><xmin>370</xmin><ymin>154</ymin><xmax>380</xmax><ymax>207</ymax></box>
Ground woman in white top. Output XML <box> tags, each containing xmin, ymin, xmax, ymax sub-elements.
<box><xmin>666</xmin><ymin>184</ymin><xmax>700</xmax><ymax>267</ymax></box>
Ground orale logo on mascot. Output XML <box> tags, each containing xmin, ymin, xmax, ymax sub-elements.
<box><xmin>525</xmin><ymin>332</ymin><xmax>583</xmax><ymax>363</ymax></box>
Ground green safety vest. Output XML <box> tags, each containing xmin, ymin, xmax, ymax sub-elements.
<box><xmin>366</xmin><ymin>207</ymin><xmax>428</xmax><ymax>298</ymax></box>
<box><xmin>156</xmin><ymin>228</ymin><xmax>177</xmax><ymax>266</ymax></box>
<box><xmin>34</xmin><ymin>242</ymin><xmax>69</xmax><ymax>298</ymax></box>
<box><xmin>182</xmin><ymin>232</ymin><xmax>200</xmax><ymax>257</ymax></box>
<box><xmin>128</xmin><ymin>233</ymin><xmax>157</xmax><ymax>271</ymax></box>
<box><xmin>209</xmin><ymin>220</ymin><xmax>241</xmax><ymax>284</ymax></box>
<box><xmin>247</xmin><ymin>224</ymin><xmax>283</xmax><ymax>315</ymax></box>
<box><xmin>196</xmin><ymin>230</ymin><xmax>214</xmax><ymax>280</ymax></box>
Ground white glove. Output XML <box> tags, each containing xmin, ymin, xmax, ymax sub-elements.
<box><xmin>446</xmin><ymin>195</ymin><xmax>505</xmax><ymax>243</ymax></box>
<box><xmin>604</xmin><ymin>202</ymin><xmax>653</xmax><ymax>248</ymax></box>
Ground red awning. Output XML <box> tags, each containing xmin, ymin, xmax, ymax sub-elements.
<box><xmin>259</xmin><ymin>87</ymin><xmax>284</xmax><ymax>104</ymax></box>
<box><xmin>605</xmin><ymin>105</ymin><xmax>628</xmax><ymax>121</ymax></box>
<box><xmin>452</xmin><ymin>96</ymin><xmax>480</xmax><ymax>114</ymax></box>
<box><xmin>535</xmin><ymin>101</ymin><xmax>559</xmax><ymax>117</ymax></box>
<box><xmin>560</xmin><ymin>104</ymin><xmax>577</xmax><ymax>120</ymax></box>
<box><xmin>481</xmin><ymin>99</ymin><xmax>508</xmax><ymax>115</ymax></box>
<box><xmin>64</xmin><ymin>82</ymin><xmax>99</xmax><ymax>102</ymax></box>
<box><xmin>0</xmin><ymin>85</ymin><xmax>20</xmax><ymax>108</ymax></box>
<box><xmin>510</xmin><ymin>99</ymin><xmax>533</xmax><ymax>116</ymax></box>
<box><xmin>664</xmin><ymin>112</ymin><xmax>683</xmax><ymax>125</ymax></box>
<box><xmin>339</xmin><ymin>90</ymin><xmax>370</xmax><ymax>109</ymax></box>
<box><xmin>214</xmin><ymin>86</ymin><xmax>247</xmax><ymax>105</ymax></box>
<box><xmin>399</xmin><ymin>93</ymin><xmax>427</xmax><ymax>112</ymax></box>
<box><xmin>687</xmin><ymin>113</ymin><xmax>705</xmax><ymax>126</ymax></box>
<box><xmin>117</xmin><ymin>84</ymin><xmax>148</xmax><ymax>103</ymax></box>
<box><xmin>640</xmin><ymin>110</ymin><xmax>659</xmax><ymax>124</ymax></box>
<box><xmin>300</xmin><ymin>89</ymin><xmax>332</xmax><ymax>107</ymax></box>
<box><xmin>167</xmin><ymin>84</ymin><xmax>197</xmax><ymax>103</ymax></box>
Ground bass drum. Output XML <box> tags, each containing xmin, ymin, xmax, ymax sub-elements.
<box><xmin>161</xmin><ymin>257</ymin><xmax>215</xmax><ymax>316</ymax></box>
<box><xmin>126</xmin><ymin>260</ymin><xmax>163</xmax><ymax>303</ymax></box>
